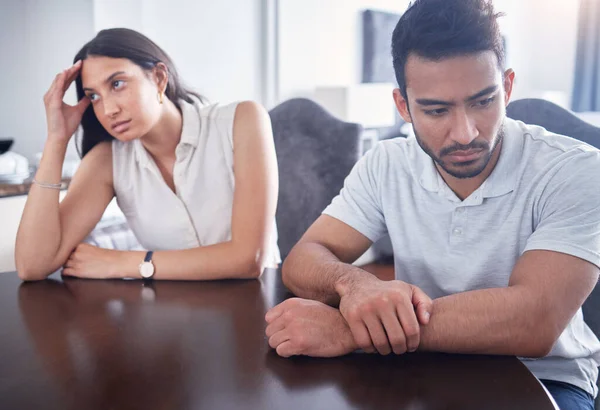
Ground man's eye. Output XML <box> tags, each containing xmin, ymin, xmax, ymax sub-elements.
<box><xmin>476</xmin><ymin>97</ymin><xmax>495</xmax><ymax>107</ymax></box>
<box><xmin>424</xmin><ymin>108</ymin><xmax>447</xmax><ymax>116</ymax></box>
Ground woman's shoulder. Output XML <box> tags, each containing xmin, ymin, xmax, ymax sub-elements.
<box><xmin>197</xmin><ymin>100</ymin><xmax>267</xmax><ymax>123</ymax></box>
<box><xmin>233</xmin><ymin>100</ymin><xmax>268</xmax><ymax>119</ymax></box>
<box><xmin>188</xmin><ymin>98</ymin><xmax>270</xmax><ymax>148</ymax></box>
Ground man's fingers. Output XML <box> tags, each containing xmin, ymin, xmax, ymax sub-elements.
<box><xmin>268</xmin><ymin>329</ymin><xmax>290</xmax><ymax>350</ymax></box>
<box><xmin>266</xmin><ymin>298</ymin><xmax>303</xmax><ymax>323</ymax></box>
<box><xmin>265</xmin><ymin>318</ymin><xmax>286</xmax><ymax>338</ymax></box>
<box><xmin>412</xmin><ymin>286</ymin><xmax>433</xmax><ymax>325</ymax></box>
<box><xmin>396</xmin><ymin>298</ymin><xmax>421</xmax><ymax>353</ymax></box>
<box><xmin>364</xmin><ymin>315</ymin><xmax>391</xmax><ymax>355</ymax></box>
<box><xmin>265</xmin><ymin>304</ymin><xmax>285</xmax><ymax>324</ymax></box>
<box><xmin>275</xmin><ymin>340</ymin><xmax>296</xmax><ymax>358</ymax></box>
<box><xmin>348</xmin><ymin>319</ymin><xmax>376</xmax><ymax>353</ymax></box>
<box><xmin>379</xmin><ymin>308</ymin><xmax>407</xmax><ymax>355</ymax></box>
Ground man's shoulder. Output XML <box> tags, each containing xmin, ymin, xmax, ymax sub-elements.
<box><xmin>508</xmin><ymin>118</ymin><xmax>599</xmax><ymax>158</ymax></box>
<box><xmin>507</xmin><ymin>120</ymin><xmax>600</xmax><ymax>198</ymax></box>
<box><xmin>505</xmin><ymin>119</ymin><xmax>599</xmax><ymax>179</ymax></box>
<box><xmin>369</xmin><ymin>136</ymin><xmax>416</xmax><ymax>162</ymax></box>
<box><xmin>356</xmin><ymin>137</ymin><xmax>417</xmax><ymax>178</ymax></box>
<box><xmin>378</xmin><ymin>135</ymin><xmax>416</xmax><ymax>149</ymax></box>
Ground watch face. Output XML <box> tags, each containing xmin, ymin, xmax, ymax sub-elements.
<box><xmin>140</xmin><ymin>262</ymin><xmax>154</xmax><ymax>278</ymax></box>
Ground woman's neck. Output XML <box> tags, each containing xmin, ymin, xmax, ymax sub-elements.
<box><xmin>140</xmin><ymin>99</ymin><xmax>183</xmax><ymax>162</ymax></box>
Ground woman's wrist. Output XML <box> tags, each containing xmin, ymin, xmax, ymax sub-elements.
<box><xmin>39</xmin><ymin>140</ymin><xmax>69</xmax><ymax>169</ymax></box>
<box><xmin>117</xmin><ymin>250</ymin><xmax>148</xmax><ymax>279</ymax></box>
<box><xmin>44</xmin><ymin>138</ymin><xmax>69</xmax><ymax>154</ymax></box>
<box><xmin>34</xmin><ymin>142</ymin><xmax>68</xmax><ymax>185</ymax></box>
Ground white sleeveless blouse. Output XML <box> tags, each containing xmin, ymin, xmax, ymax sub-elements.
<box><xmin>111</xmin><ymin>97</ymin><xmax>281</xmax><ymax>268</ymax></box>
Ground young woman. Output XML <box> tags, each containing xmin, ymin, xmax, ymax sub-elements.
<box><xmin>16</xmin><ymin>28</ymin><xmax>280</xmax><ymax>281</ymax></box>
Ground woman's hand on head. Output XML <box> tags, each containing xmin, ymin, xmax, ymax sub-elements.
<box><xmin>43</xmin><ymin>60</ymin><xmax>91</xmax><ymax>144</ymax></box>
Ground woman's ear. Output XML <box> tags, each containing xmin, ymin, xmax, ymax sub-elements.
<box><xmin>153</xmin><ymin>62</ymin><xmax>169</xmax><ymax>94</ymax></box>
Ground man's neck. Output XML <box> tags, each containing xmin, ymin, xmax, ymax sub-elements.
<box><xmin>437</xmin><ymin>138</ymin><xmax>503</xmax><ymax>201</ymax></box>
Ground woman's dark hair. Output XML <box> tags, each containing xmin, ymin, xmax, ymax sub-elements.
<box><xmin>391</xmin><ymin>0</ymin><xmax>505</xmax><ymax>100</ymax></box>
<box><xmin>73</xmin><ymin>28</ymin><xmax>205</xmax><ymax>157</ymax></box>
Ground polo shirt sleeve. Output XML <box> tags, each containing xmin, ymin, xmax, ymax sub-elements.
<box><xmin>322</xmin><ymin>144</ymin><xmax>387</xmax><ymax>242</ymax></box>
<box><xmin>523</xmin><ymin>150</ymin><xmax>600</xmax><ymax>269</ymax></box>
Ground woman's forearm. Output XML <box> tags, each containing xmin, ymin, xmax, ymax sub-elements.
<box><xmin>117</xmin><ymin>240</ymin><xmax>269</xmax><ymax>280</ymax></box>
<box><xmin>15</xmin><ymin>141</ymin><xmax>68</xmax><ymax>279</ymax></box>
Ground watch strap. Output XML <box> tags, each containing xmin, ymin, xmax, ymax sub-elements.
<box><xmin>144</xmin><ymin>251</ymin><xmax>154</xmax><ymax>263</ymax></box>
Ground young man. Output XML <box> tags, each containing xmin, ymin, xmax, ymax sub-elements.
<box><xmin>265</xmin><ymin>0</ymin><xmax>600</xmax><ymax>408</ymax></box>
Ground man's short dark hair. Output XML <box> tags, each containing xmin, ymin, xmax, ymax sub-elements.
<box><xmin>391</xmin><ymin>0</ymin><xmax>505</xmax><ymax>99</ymax></box>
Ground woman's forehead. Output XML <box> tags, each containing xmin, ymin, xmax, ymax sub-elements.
<box><xmin>81</xmin><ymin>57</ymin><xmax>141</xmax><ymax>88</ymax></box>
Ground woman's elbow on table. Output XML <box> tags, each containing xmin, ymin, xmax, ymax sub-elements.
<box><xmin>15</xmin><ymin>249</ymin><xmax>63</xmax><ymax>281</ymax></box>
<box><xmin>15</xmin><ymin>262</ymin><xmax>54</xmax><ymax>282</ymax></box>
<box><xmin>238</xmin><ymin>255</ymin><xmax>263</xmax><ymax>280</ymax></box>
<box><xmin>232</xmin><ymin>247</ymin><xmax>266</xmax><ymax>280</ymax></box>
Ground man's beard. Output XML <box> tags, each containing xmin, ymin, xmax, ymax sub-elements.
<box><xmin>413</xmin><ymin>123</ymin><xmax>505</xmax><ymax>179</ymax></box>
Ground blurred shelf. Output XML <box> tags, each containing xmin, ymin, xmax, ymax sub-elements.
<box><xmin>0</xmin><ymin>178</ymin><xmax>71</xmax><ymax>198</ymax></box>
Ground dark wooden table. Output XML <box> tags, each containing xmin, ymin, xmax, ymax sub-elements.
<box><xmin>0</xmin><ymin>269</ymin><xmax>556</xmax><ymax>409</ymax></box>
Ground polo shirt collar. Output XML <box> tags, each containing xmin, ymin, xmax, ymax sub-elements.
<box><xmin>413</xmin><ymin>117</ymin><xmax>523</xmax><ymax>200</ymax></box>
<box><xmin>480</xmin><ymin>118</ymin><xmax>522</xmax><ymax>198</ymax></box>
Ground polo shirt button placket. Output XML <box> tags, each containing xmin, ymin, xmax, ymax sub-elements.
<box><xmin>450</xmin><ymin>206</ymin><xmax>467</xmax><ymax>244</ymax></box>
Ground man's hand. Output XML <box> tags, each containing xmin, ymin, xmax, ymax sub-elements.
<box><xmin>337</xmin><ymin>274</ymin><xmax>432</xmax><ymax>355</ymax></box>
<box><xmin>265</xmin><ymin>298</ymin><xmax>357</xmax><ymax>358</ymax></box>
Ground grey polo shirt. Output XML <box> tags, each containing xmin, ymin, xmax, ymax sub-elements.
<box><xmin>323</xmin><ymin>118</ymin><xmax>600</xmax><ymax>396</ymax></box>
